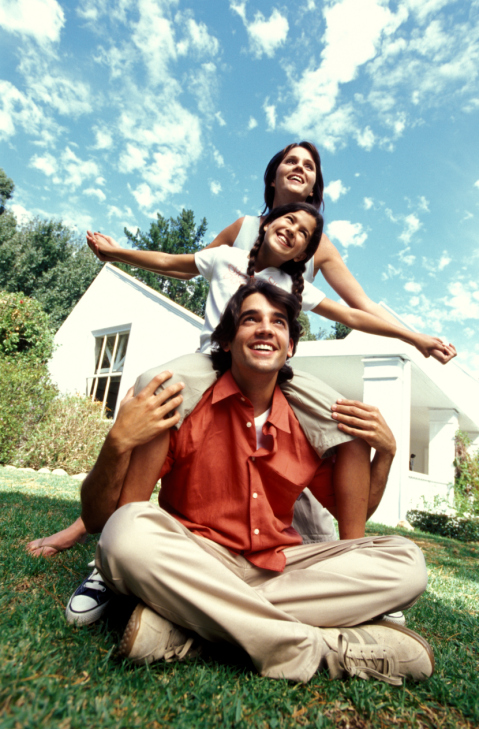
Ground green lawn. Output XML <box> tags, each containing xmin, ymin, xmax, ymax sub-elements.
<box><xmin>1</xmin><ymin>467</ymin><xmax>478</xmax><ymax>729</ymax></box>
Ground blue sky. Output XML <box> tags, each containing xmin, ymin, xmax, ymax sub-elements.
<box><xmin>1</xmin><ymin>0</ymin><xmax>479</xmax><ymax>374</ymax></box>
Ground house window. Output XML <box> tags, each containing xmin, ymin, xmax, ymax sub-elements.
<box><xmin>89</xmin><ymin>330</ymin><xmax>130</xmax><ymax>418</ymax></box>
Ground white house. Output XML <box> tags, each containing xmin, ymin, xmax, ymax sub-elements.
<box><xmin>49</xmin><ymin>264</ymin><xmax>479</xmax><ymax>526</ymax></box>
<box><xmin>49</xmin><ymin>263</ymin><xmax>203</xmax><ymax>418</ymax></box>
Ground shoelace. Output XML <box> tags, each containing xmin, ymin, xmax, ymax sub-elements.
<box><xmin>163</xmin><ymin>625</ymin><xmax>197</xmax><ymax>663</ymax></box>
<box><xmin>83</xmin><ymin>570</ymin><xmax>107</xmax><ymax>593</ymax></box>
<box><xmin>337</xmin><ymin>634</ymin><xmax>402</xmax><ymax>687</ymax></box>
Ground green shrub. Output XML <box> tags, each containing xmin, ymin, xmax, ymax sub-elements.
<box><xmin>406</xmin><ymin>509</ymin><xmax>479</xmax><ymax>543</ymax></box>
<box><xmin>0</xmin><ymin>359</ymin><xmax>57</xmax><ymax>465</ymax></box>
<box><xmin>0</xmin><ymin>291</ymin><xmax>54</xmax><ymax>363</ymax></box>
<box><xmin>12</xmin><ymin>394</ymin><xmax>112</xmax><ymax>474</ymax></box>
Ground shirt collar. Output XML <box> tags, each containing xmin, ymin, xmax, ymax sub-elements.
<box><xmin>212</xmin><ymin>370</ymin><xmax>291</xmax><ymax>434</ymax></box>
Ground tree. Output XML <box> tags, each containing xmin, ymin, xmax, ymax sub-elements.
<box><xmin>0</xmin><ymin>217</ymin><xmax>102</xmax><ymax>330</ymax></box>
<box><xmin>122</xmin><ymin>209</ymin><xmax>210</xmax><ymax>318</ymax></box>
<box><xmin>0</xmin><ymin>168</ymin><xmax>14</xmax><ymax>215</ymax></box>
<box><xmin>330</xmin><ymin>322</ymin><xmax>352</xmax><ymax>339</ymax></box>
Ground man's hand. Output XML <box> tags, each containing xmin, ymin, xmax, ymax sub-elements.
<box><xmin>331</xmin><ymin>399</ymin><xmax>396</xmax><ymax>456</ymax></box>
<box><xmin>109</xmin><ymin>372</ymin><xmax>184</xmax><ymax>455</ymax></box>
<box><xmin>86</xmin><ymin>231</ymin><xmax>122</xmax><ymax>262</ymax></box>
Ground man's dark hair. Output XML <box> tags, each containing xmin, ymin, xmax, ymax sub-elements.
<box><xmin>262</xmin><ymin>141</ymin><xmax>324</xmax><ymax>214</ymax></box>
<box><xmin>210</xmin><ymin>279</ymin><xmax>301</xmax><ymax>385</ymax></box>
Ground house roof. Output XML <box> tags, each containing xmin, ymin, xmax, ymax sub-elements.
<box><xmin>293</xmin><ymin>312</ymin><xmax>479</xmax><ymax>436</ymax></box>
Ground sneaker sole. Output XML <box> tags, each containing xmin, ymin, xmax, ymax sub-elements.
<box><xmin>65</xmin><ymin>600</ymin><xmax>111</xmax><ymax>626</ymax></box>
<box><xmin>363</xmin><ymin>621</ymin><xmax>435</xmax><ymax>677</ymax></box>
<box><xmin>119</xmin><ymin>603</ymin><xmax>143</xmax><ymax>658</ymax></box>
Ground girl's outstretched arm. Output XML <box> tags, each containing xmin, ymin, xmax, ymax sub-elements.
<box><xmin>86</xmin><ymin>231</ymin><xmax>199</xmax><ymax>277</ymax></box>
<box><xmin>312</xmin><ymin>297</ymin><xmax>457</xmax><ymax>364</ymax></box>
<box><xmin>315</xmin><ymin>234</ymin><xmax>420</xmax><ymax>325</ymax></box>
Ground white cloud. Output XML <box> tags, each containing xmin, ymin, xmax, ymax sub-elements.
<box><xmin>264</xmin><ymin>103</ymin><xmax>276</xmax><ymax>130</ymax></box>
<box><xmin>438</xmin><ymin>253</ymin><xmax>451</xmax><ymax>271</ymax></box>
<box><xmin>474</xmin><ymin>180</ymin><xmax>479</xmax><ymax>189</ymax></box>
<box><xmin>241</xmin><ymin>8</ymin><xmax>289</xmax><ymax>58</ymax></box>
<box><xmin>93</xmin><ymin>128</ymin><xmax>113</xmax><ymax>150</ymax></box>
<box><xmin>131</xmin><ymin>0</ymin><xmax>178</xmax><ymax>84</ymax></box>
<box><xmin>31</xmin><ymin>147</ymin><xmax>99</xmax><ymax>188</ymax></box>
<box><xmin>30</xmin><ymin>152</ymin><xmax>57</xmax><ymax>177</ymax></box>
<box><xmin>210</xmin><ymin>181</ymin><xmax>222</xmax><ymax>195</ymax></box>
<box><xmin>399</xmin><ymin>214</ymin><xmax>422</xmax><ymax>243</ymax></box>
<box><xmin>446</xmin><ymin>281</ymin><xmax>479</xmax><ymax>321</ymax></box>
<box><xmin>399</xmin><ymin>248</ymin><xmax>416</xmax><ymax>266</ymax></box>
<box><xmin>119</xmin><ymin>144</ymin><xmax>148</xmax><ymax>173</ymax></box>
<box><xmin>215</xmin><ymin>111</ymin><xmax>226</xmax><ymax>126</ymax></box>
<box><xmin>177</xmin><ymin>16</ymin><xmax>219</xmax><ymax>57</ymax></box>
<box><xmin>363</xmin><ymin>197</ymin><xmax>374</xmax><ymax>210</ymax></box>
<box><xmin>282</xmin><ymin>0</ymin><xmax>400</xmax><ymax>148</ymax></box>
<box><xmin>0</xmin><ymin>0</ymin><xmax>64</xmax><ymax>44</ymax></box>
<box><xmin>10</xmin><ymin>203</ymin><xmax>31</xmax><ymax>224</ymax></box>
<box><xmin>404</xmin><ymin>281</ymin><xmax>422</xmax><ymax>294</ymax></box>
<box><xmin>324</xmin><ymin>179</ymin><xmax>349</xmax><ymax>202</ymax></box>
<box><xmin>107</xmin><ymin>204</ymin><xmax>133</xmax><ymax>220</ymax></box>
<box><xmin>131</xmin><ymin>182</ymin><xmax>156</xmax><ymax>212</ymax></box>
<box><xmin>248</xmin><ymin>117</ymin><xmax>258</xmax><ymax>130</ymax></box>
<box><xmin>83</xmin><ymin>187</ymin><xmax>106</xmax><ymax>202</ymax></box>
<box><xmin>356</xmin><ymin>126</ymin><xmax>376</xmax><ymax>150</ymax></box>
<box><xmin>327</xmin><ymin>220</ymin><xmax>367</xmax><ymax>248</ymax></box>
<box><xmin>0</xmin><ymin>80</ymin><xmax>55</xmax><ymax>142</ymax></box>
<box><xmin>213</xmin><ymin>149</ymin><xmax>224</xmax><ymax>167</ymax></box>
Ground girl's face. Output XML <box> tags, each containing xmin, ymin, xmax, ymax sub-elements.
<box><xmin>272</xmin><ymin>147</ymin><xmax>316</xmax><ymax>202</ymax></box>
<box><xmin>263</xmin><ymin>210</ymin><xmax>316</xmax><ymax>266</ymax></box>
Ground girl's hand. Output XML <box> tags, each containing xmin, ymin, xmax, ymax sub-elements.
<box><xmin>415</xmin><ymin>335</ymin><xmax>457</xmax><ymax>364</ymax></box>
<box><xmin>430</xmin><ymin>342</ymin><xmax>457</xmax><ymax>365</ymax></box>
<box><xmin>86</xmin><ymin>231</ymin><xmax>122</xmax><ymax>262</ymax></box>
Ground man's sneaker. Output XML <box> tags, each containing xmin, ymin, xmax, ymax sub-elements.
<box><xmin>65</xmin><ymin>568</ymin><xmax>113</xmax><ymax>625</ymax></box>
<box><xmin>378</xmin><ymin>611</ymin><xmax>406</xmax><ymax>626</ymax></box>
<box><xmin>119</xmin><ymin>603</ymin><xmax>201</xmax><ymax>665</ymax></box>
<box><xmin>321</xmin><ymin>622</ymin><xmax>434</xmax><ymax>686</ymax></box>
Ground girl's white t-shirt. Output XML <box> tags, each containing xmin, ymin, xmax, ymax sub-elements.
<box><xmin>195</xmin><ymin>246</ymin><xmax>325</xmax><ymax>354</ymax></box>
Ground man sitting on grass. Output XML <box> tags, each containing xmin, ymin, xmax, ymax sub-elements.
<box><xmin>81</xmin><ymin>279</ymin><xmax>433</xmax><ymax>685</ymax></box>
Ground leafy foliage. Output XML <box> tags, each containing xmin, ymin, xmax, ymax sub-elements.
<box><xmin>406</xmin><ymin>509</ymin><xmax>479</xmax><ymax>543</ymax></box>
<box><xmin>0</xmin><ymin>291</ymin><xmax>54</xmax><ymax>363</ymax></box>
<box><xmin>122</xmin><ymin>209</ymin><xmax>209</xmax><ymax>317</ymax></box>
<box><xmin>0</xmin><ymin>358</ymin><xmax>57</xmax><ymax>465</ymax></box>
<box><xmin>454</xmin><ymin>430</ymin><xmax>479</xmax><ymax>511</ymax></box>
<box><xmin>330</xmin><ymin>321</ymin><xmax>352</xmax><ymax>339</ymax></box>
<box><xmin>0</xmin><ymin>168</ymin><xmax>14</xmax><ymax>215</ymax></box>
<box><xmin>12</xmin><ymin>395</ymin><xmax>111</xmax><ymax>474</ymax></box>
<box><xmin>0</xmin><ymin>216</ymin><xmax>101</xmax><ymax>330</ymax></box>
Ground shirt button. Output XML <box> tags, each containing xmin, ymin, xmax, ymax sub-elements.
<box><xmin>241</xmin><ymin>397</ymin><xmax>245</xmax><ymax>402</ymax></box>
<box><xmin>253</xmin><ymin>528</ymin><xmax>260</xmax><ymax>535</ymax></box>
<box><xmin>252</xmin><ymin>493</ymin><xmax>258</xmax><ymax>499</ymax></box>
<box><xmin>251</xmin><ymin>456</ymin><xmax>255</xmax><ymax>462</ymax></box>
<box><xmin>246</xmin><ymin>422</ymin><xmax>252</xmax><ymax>428</ymax></box>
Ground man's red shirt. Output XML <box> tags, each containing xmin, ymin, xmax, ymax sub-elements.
<box><xmin>158</xmin><ymin>370</ymin><xmax>334</xmax><ymax>572</ymax></box>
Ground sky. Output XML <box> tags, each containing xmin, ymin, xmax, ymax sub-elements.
<box><xmin>1</xmin><ymin>0</ymin><xmax>479</xmax><ymax>375</ymax></box>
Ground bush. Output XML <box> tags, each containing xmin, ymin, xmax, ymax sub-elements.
<box><xmin>12</xmin><ymin>394</ymin><xmax>112</xmax><ymax>474</ymax></box>
<box><xmin>0</xmin><ymin>359</ymin><xmax>57</xmax><ymax>465</ymax></box>
<box><xmin>406</xmin><ymin>509</ymin><xmax>479</xmax><ymax>543</ymax></box>
<box><xmin>0</xmin><ymin>291</ymin><xmax>54</xmax><ymax>363</ymax></box>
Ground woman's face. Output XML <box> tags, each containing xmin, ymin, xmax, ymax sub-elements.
<box><xmin>272</xmin><ymin>147</ymin><xmax>316</xmax><ymax>202</ymax></box>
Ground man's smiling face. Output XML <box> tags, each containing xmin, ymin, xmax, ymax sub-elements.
<box><xmin>223</xmin><ymin>291</ymin><xmax>294</xmax><ymax>381</ymax></box>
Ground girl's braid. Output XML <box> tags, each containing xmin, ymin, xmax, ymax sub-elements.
<box><xmin>281</xmin><ymin>260</ymin><xmax>306</xmax><ymax>308</ymax></box>
<box><xmin>246</xmin><ymin>236</ymin><xmax>263</xmax><ymax>278</ymax></box>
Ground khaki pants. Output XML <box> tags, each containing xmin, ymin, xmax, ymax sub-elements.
<box><xmin>135</xmin><ymin>353</ymin><xmax>354</xmax><ymax>458</ymax></box>
<box><xmin>97</xmin><ymin>503</ymin><xmax>428</xmax><ymax>683</ymax></box>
